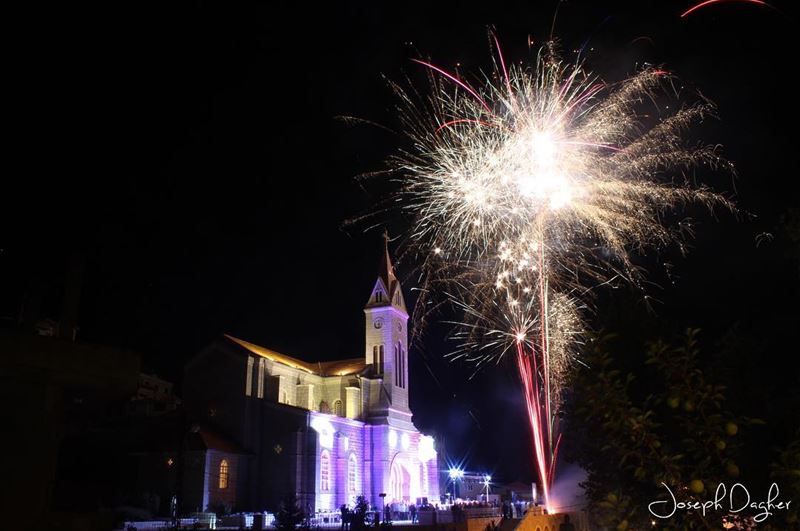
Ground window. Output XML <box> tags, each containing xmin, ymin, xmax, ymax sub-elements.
<box><xmin>320</xmin><ymin>450</ymin><xmax>330</xmax><ymax>491</ymax></box>
<box><xmin>219</xmin><ymin>459</ymin><xmax>229</xmax><ymax>489</ymax></box>
<box><xmin>372</xmin><ymin>345</ymin><xmax>378</xmax><ymax>365</ymax></box>
<box><xmin>395</xmin><ymin>343</ymin><xmax>405</xmax><ymax>388</ymax></box>
<box><xmin>257</xmin><ymin>359</ymin><xmax>266</xmax><ymax>399</ymax></box>
<box><xmin>402</xmin><ymin>344</ymin><xmax>406</xmax><ymax>388</ymax></box>
<box><xmin>394</xmin><ymin>345</ymin><xmax>403</xmax><ymax>387</ymax></box>
<box><xmin>378</xmin><ymin>345</ymin><xmax>384</xmax><ymax>374</ymax></box>
<box><xmin>333</xmin><ymin>399</ymin><xmax>343</xmax><ymax>417</ymax></box>
<box><xmin>348</xmin><ymin>454</ymin><xmax>357</xmax><ymax>493</ymax></box>
<box><xmin>376</xmin><ymin>290</ymin><xmax>383</xmax><ymax>302</ymax></box>
<box><xmin>245</xmin><ymin>357</ymin><xmax>254</xmax><ymax>396</ymax></box>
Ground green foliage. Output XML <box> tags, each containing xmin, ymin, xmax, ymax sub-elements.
<box><xmin>565</xmin><ymin>329</ymin><xmax>764</xmax><ymax>529</ymax></box>
<box><xmin>770</xmin><ymin>429</ymin><xmax>800</xmax><ymax>525</ymax></box>
<box><xmin>274</xmin><ymin>494</ymin><xmax>305</xmax><ymax>531</ymax></box>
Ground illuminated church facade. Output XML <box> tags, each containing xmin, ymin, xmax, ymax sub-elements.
<box><xmin>181</xmin><ymin>242</ymin><xmax>440</xmax><ymax>513</ymax></box>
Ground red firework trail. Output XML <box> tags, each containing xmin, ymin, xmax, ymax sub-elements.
<box><xmin>512</xmin><ymin>240</ymin><xmax>558</xmax><ymax>511</ymax></box>
<box><xmin>516</xmin><ymin>339</ymin><xmax>554</xmax><ymax>510</ymax></box>
<box><xmin>681</xmin><ymin>0</ymin><xmax>773</xmax><ymax>18</ymax></box>
<box><xmin>410</xmin><ymin>59</ymin><xmax>491</xmax><ymax>113</ymax></box>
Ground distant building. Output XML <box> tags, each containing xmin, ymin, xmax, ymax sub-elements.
<box><xmin>499</xmin><ymin>481</ymin><xmax>537</xmax><ymax>503</ymax></box>
<box><xmin>0</xmin><ymin>331</ymin><xmax>141</xmax><ymax>531</ymax></box>
<box><xmin>181</xmin><ymin>239</ymin><xmax>440</xmax><ymax>513</ymax></box>
<box><xmin>442</xmin><ymin>471</ymin><xmax>493</xmax><ymax>501</ymax></box>
<box><xmin>127</xmin><ymin>373</ymin><xmax>181</xmax><ymax>416</ymax></box>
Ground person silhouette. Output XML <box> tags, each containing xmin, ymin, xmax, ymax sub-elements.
<box><xmin>558</xmin><ymin>514</ymin><xmax>575</xmax><ymax>531</ymax></box>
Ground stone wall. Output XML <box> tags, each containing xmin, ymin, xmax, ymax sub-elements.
<box><xmin>514</xmin><ymin>510</ymin><xmax>590</xmax><ymax>531</ymax></box>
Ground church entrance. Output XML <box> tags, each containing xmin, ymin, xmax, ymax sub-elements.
<box><xmin>389</xmin><ymin>460</ymin><xmax>410</xmax><ymax>502</ymax></box>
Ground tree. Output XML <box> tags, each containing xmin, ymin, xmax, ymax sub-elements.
<box><xmin>770</xmin><ymin>429</ymin><xmax>800</xmax><ymax>526</ymax></box>
<box><xmin>274</xmin><ymin>494</ymin><xmax>305</xmax><ymax>531</ymax></box>
<box><xmin>564</xmin><ymin>330</ymin><xmax>768</xmax><ymax>530</ymax></box>
<box><xmin>350</xmin><ymin>495</ymin><xmax>369</xmax><ymax>531</ymax></box>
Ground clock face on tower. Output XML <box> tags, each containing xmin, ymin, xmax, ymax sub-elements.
<box><xmin>373</xmin><ymin>318</ymin><xmax>384</xmax><ymax>329</ymax></box>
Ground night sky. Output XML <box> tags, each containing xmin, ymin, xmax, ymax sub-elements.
<box><xmin>3</xmin><ymin>1</ymin><xmax>799</xmax><ymax>483</ymax></box>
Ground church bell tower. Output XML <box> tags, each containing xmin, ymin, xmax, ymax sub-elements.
<box><xmin>363</xmin><ymin>233</ymin><xmax>410</xmax><ymax>415</ymax></box>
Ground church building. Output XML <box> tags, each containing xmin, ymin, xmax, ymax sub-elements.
<box><xmin>180</xmin><ymin>241</ymin><xmax>440</xmax><ymax>514</ymax></box>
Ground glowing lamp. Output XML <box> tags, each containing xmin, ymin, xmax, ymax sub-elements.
<box><xmin>418</xmin><ymin>435</ymin><xmax>436</xmax><ymax>462</ymax></box>
<box><xmin>448</xmin><ymin>467</ymin><xmax>464</xmax><ymax>480</ymax></box>
<box><xmin>310</xmin><ymin>415</ymin><xmax>335</xmax><ymax>449</ymax></box>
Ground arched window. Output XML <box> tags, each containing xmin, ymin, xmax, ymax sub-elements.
<box><xmin>320</xmin><ymin>450</ymin><xmax>330</xmax><ymax>491</ymax></box>
<box><xmin>348</xmin><ymin>454</ymin><xmax>358</xmax><ymax>493</ymax></box>
<box><xmin>219</xmin><ymin>459</ymin><xmax>229</xmax><ymax>489</ymax></box>
<box><xmin>333</xmin><ymin>400</ymin><xmax>343</xmax><ymax>417</ymax></box>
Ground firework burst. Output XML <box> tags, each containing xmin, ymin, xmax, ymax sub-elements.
<box><xmin>380</xmin><ymin>36</ymin><xmax>731</xmax><ymax>510</ymax></box>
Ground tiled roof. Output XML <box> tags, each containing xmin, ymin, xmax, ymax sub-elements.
<box><xmin>187</xmin><ymin>425</ymin><xmax>245</xmax><ymax>454</ymax></box>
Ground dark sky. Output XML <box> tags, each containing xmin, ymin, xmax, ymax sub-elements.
<box><xmin>3</xmin><ymin>1</ymin><xmax>799</xmax><ymax>482</ymax></box>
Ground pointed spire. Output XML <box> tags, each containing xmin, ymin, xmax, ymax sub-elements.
<box><xmin>365</xmin><ymin>230</ymin><xmax>408</xmax><ymax>315</ymax></box>
<box><xmin>379</xmin><ymin>229</ymin><xmax>398</xmax><ymax>295</ymax></box>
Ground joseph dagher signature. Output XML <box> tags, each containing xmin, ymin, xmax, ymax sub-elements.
<box><xmin>648</xmin><ymin>482</ymin><xmax>792</xmax><ymax>523</ymax></box>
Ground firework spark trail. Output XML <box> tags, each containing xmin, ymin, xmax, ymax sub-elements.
<box><xmin>681</xmin><ymin>0</ymin><xmax>773</xmax><ymax>19</ymax></box>
<box><xmin>379</xmin><ymin>35</ymin><xmax>732</xmax><ymax>510</ymax></box>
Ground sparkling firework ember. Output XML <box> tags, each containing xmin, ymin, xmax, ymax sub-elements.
<box><xmin>383</xmin><ymin>36</ymin><xmax>731</xmax><ymax>510</ymax></box>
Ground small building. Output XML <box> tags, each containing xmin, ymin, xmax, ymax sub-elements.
<box><xmin>127</xmin><ymin>373</ymin><xmax>181</xmax><ymax>416</ymax></box>
<box><xmin>442</xmin><ymin>471</ymin><xmax>493</xmax><ymax>501</ymax></box>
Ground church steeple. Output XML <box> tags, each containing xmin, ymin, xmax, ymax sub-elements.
<box><xmin>379</xmin><ymin>230</ymin><xmax>397</xmax><ymax>296</ymax></box>
<box><xmin>363</xmin><ymin>233</ymin><xmax>412</xmax><ymax>418</ymax></box>
<box><xmin>365</xmin><ymin>231</ymin><xmax>407</xmax><ymax>314</ymax></box>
